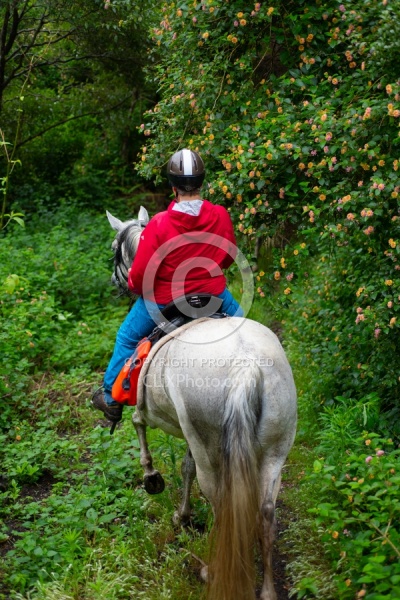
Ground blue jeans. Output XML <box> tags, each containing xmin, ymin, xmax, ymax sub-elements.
<box><xmin>103</xmin><ymin>289</ymin><xmax>243</xmax><ymax>404</ymax></box>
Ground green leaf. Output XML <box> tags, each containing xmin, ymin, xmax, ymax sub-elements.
<box><xmin>12</xmin><ymin>217</ymin><xmax>25</xmax><ymax>228</ymax></box>
<box><xmin>313</xmin><ymin>460</ymin><xmax>323</xmax><ymax>473</ymax></box>
<box><xmin>3</xmin><ymin>274</ymin><xmax>20</xmax><ymax>293</ymax></box>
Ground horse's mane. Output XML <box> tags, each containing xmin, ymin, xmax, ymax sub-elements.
<box><xmin>112</xmin><ymin>221</ymin><xmax>143</xmax><ymax>296</ymax></box>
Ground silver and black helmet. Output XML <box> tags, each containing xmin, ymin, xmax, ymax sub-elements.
<box><xmin>167</xmin><ymin>149</ymin><xmax>205</xmax><ymax>191</ymax></box>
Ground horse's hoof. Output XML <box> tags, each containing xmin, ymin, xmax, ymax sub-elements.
<box><xmin>172</xmin><ymin>511</ymin><xmax>191</xmax><ymax>527</ymax></box>
<box><xmin>144</xmin><ymin>471</ymin><xmax>165</xmax><ymax>494</ymax></box>
<box><xmin>200</xmin><ymin>565</ymin><xmax>208</xmax><ymax>583</ymax></box>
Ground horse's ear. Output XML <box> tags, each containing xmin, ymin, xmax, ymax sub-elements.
<box><xmin>106</xmin><ymin>210</ymin><xmax>125</xmax><ymax>232</ymax></box>
<box><xmin>138</xmin><ymin>206</ymin><xmax>149</xmax><ymax>225</ymax></box>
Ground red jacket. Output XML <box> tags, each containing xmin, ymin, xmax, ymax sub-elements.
<box><xmin>128</xmin><ymin>200</ymin><xmax>237</xmax><ymax>304</ymax></box>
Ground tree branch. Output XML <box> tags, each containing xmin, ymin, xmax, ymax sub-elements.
<box><xmin>15</xmin><ymin>94</ymin><xmax>133</xmax><ymax>149</ymax></box>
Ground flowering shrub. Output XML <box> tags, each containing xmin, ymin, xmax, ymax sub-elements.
<box><xmin>310</xmin><ymin>434</ymin><xmax>400</xmax><ymax>599</ymax></box>
<box><xmin>136</xmin><ymin>0</ymin><xmax>400</xmax><ymax>417</ymax></box>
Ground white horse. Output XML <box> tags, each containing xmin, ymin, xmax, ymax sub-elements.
<box><xmin>107</xmin><ymin>208</ymin><xmax>297</xmax><ymax>600</ymax></box>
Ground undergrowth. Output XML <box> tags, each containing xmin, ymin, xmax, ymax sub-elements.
<box><xmin>0</xmin><ymin>205</ymin><xmax>211</xmax><ymax>599</ymax></box>
<box><xmin>2</xmin><ymin>203</ymin><xmax>398</xmax><ymax>600</ymax></box>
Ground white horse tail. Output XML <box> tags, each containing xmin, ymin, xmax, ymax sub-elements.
<box><xmin>208</xmin><ymin>363</ymin><xmax>262</xmax><ymax>600</ymax></box>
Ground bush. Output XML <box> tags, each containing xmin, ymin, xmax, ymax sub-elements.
<box><xmin>0</xmin><ymin>206</ymin><xmax>131</xmax><ymax>429</ymax></box>
<box><xmin>135</xmin><ymin>0</ymin><xmax>400</xmax><ymax>420</ymax></box>
<box><xmin>310</xmin><ymin>434</ymin><xmax>400</xmax><ymax>600</ymax></box>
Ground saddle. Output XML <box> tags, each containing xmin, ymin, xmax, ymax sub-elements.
<box><xmin>112</xmin><ymin>294</ymin><xmax>226</xmax><ymax>406</ymax></box>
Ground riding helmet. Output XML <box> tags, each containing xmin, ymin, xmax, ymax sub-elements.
<box><xmin>167</xmin><ymin>149</ymin><xmax>205</xmax><ymax>191</ymax></box>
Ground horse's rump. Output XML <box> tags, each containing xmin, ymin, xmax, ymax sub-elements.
<box><xmin>138</xmin><ymin>316</ymin><xmax>296</xmax><ymax>482</ymax></box>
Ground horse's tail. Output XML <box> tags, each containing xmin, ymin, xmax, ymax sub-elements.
<box><xmin>208</xmin><ymin>363</ymin><xmax>262</xmax><ymax>600</ymax></box>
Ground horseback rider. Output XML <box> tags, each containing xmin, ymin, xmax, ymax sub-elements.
<box><xmin>92</xmin><ymin>148</ymin><xmax>243</xmax><ymax>423</ymax></box>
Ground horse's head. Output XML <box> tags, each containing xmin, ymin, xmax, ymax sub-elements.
<box><xmin>106</xmin><ymin>207</ymin><xmax>150</xmax><ymax>296</ymax></box>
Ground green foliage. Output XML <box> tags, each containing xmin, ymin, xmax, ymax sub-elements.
<box><xmin>0</xmin><ymin>206</ymin><xmax>130</xmax><ymax>429</ymax></box>
<box><xmin>0</xmin><ymin>419</ymin><xmax>207</xmax><ymax>599</ymax></box>
<box><xmin>279</xmin><ymin>443</ymin><xmax>338</xmax><ymax>600</ymax></box>
<box><xmin>0</xmin><ymin>0</ymin><xmax>159</xmax><ymax>215</ymax></box>
<box><xmin>0</xmin><ymin>202</ymin><xmax>210</xmax><ymax>598</ymax></box>
<box><xmin>136</xmin><ymin>0</ymin><xmax>400</xmax><ymax>415</ymax></box>
<box><xmin>0</xmin><ymin>208</ymin><xmax>118</xmax><ymax>314</ymax></box>
<box><xmin>310</xmin><ymin>434</ymin><xmax>400</xmax><ymax>600</ymax></box>
<box><xmin>280</xmin><ymin>252</ymin><xmax>400</xmax><ymax>434</ymax></box>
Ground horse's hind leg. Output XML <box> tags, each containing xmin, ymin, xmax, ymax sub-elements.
<box><xmin>132</xmin><ymin>410</ymin><xmax>165</xmax><ymax>495</ymax></box>
<box><xmin>259</xmin><ymin>470</ymin><xmax>282</xmax><ymax>600</ymax></box>
<box><xmin>259</xmin><ymin>498</ymin><xmax>277</xmax><ymax>600</ymax></box>
<box><xmin>173</xmin><ymin>447</ymin><xmax>196</xmax><ymax>526</ymax></box>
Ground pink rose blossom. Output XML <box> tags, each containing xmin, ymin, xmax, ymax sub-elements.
<box><xmin>376</xmin><ymin>450</ymin><xmax>385</xmax><ymax>457</ymax></box>
<box><xmin>365</xmin><ymin>456</ymin><xmax>373</xmax><ymax>463</ymax></box>
<box><xmin>363</xmin><ymin>107</ymin><xmax>371</xmax><ymax>119</ymax></box>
